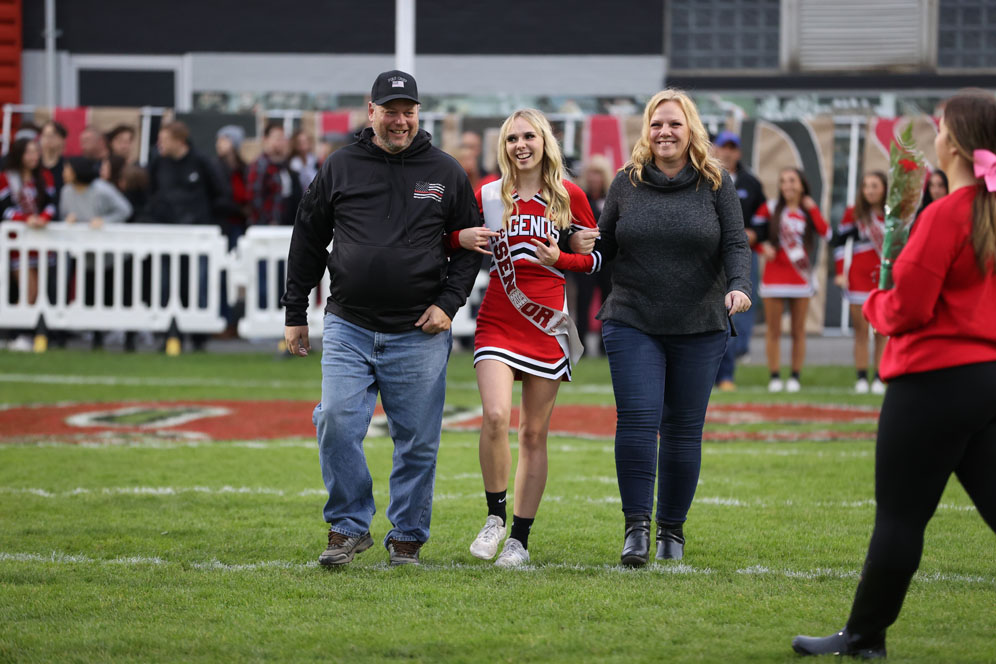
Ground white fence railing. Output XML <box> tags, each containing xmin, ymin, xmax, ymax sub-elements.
<box><xmin>1</xmin><ymin>222</ymin><xmax>489</xmax><ymax>342</ymax></box>
<box><xmin>1</xmin><ymin>222</ymin><xmax>228</xmax><ymax>334</ymax></box>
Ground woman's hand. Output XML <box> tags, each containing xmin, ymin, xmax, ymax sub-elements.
<box><xmin>89</xmin><ymin>217</ymin><xmax>105</xmax><ymax>229</ymax></box>
<box><xmin>802</xmin><ymin>195</ymin><xmax>818</xmax><ymax>211</ymax></box>
<box><xmin>760</xmin><ymin>242</ymin><xmax>777</xmax><ymax>260</ymax></box>
<box><xmin>64</xmin><ymin>213</ymin><xmax>78</xmax><ymax>224</ymax></box>
<box><xmin>459</xmin><ymin>226</ymin><xmax>499</xmax><ymax>255</ymax></box>
<box><xmin>725</xmin><ymin>290</ymin><xmax>751</xmax><ymax>314</ymax></box>
<box><xmin>530</xmin><ymin>233</ymin><xmax>561</xmax><ymax>266</ymax></box>
<box><xmin>834</xmin><ymin>274</ymin><xmax>847</xmax><ymax>289</ymax></box>
<box><xmin>26</xmin><ymin>215</ymin><xmax>45</xmax><ymax>229</ymax></box>
<box><xmin>569</xmin><ymin>228</ymin><xmax>600</xmax><ymax>255</ymax></box>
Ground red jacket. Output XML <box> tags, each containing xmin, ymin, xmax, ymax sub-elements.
<box><xmin>863</xmin><ymin>185</ymin><xmax>996</xmax><ymax>380</ymax></box>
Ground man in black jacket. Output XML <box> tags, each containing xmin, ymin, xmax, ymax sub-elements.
<box><xmin>282</xmin><ymin>70</ymin><xmax>482</xmax><ymax>567</ymax></box>
<box><xmin>713</xmin><ymin>130</ymin><xmax>766</xmax><ymax>390</ymax></box>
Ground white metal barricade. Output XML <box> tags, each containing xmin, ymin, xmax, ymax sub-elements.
<box><xmin>229</xmin><ymin>226</ymin><xmax>329</xmax><ymax>340</ymax></box>
<box><xmin>0</xmin><ymin>221</ymin><xmax>228</xmax><ymax>334</ymax></box>
<box><xmin>230</xmin><ymin>226</ymin><xmax>489</xmax><ymax>341</ymax></box>
<box><xmin>1</xmin><ymin>221</ymin><xmax>489</xmax><ymax>343</ymax></box>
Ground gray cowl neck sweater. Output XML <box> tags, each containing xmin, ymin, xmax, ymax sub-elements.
<box><xmin>595</xmin><ymin>161</ymin><xmax>751</xmax><ymax>335</ymax></box>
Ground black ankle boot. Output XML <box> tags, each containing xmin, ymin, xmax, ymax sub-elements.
<box><xmin>792</xmin><ymin>628</ymin><xmax>886</xmax><ymax>659</ymax></box>
<box><xmin>656</xmin><ymin>523</ymin><xmax>684</xmax><ymax>560</ymax></box>
<box><xmin>620</xmin><ymin>516</ymin><xmax>650</xmax><ymax>567</ymax></box>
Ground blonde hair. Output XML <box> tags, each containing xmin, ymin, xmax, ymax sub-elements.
<box><xmin>941</xmin><ymin>90</ymin><xmax>996</xmax><ymax>274</ymax></box>
<box><xmin>625</xmin><ymin>89</ymin><xmax>724</xmax><ymax>191</ymax></box>
<box><xmin>581</xmin><ymin>154</ymin><xmax>615</xmax><ymax>199</ymax></box>
<box><xmin>496</xmin><ymin>109</ymin><xmax>572</xmax><ymax>230</ymax></box>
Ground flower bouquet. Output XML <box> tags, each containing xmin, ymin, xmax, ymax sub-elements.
<box><xmin>879</xmin><ymin>122</ymin><xmax>927</xmax><ymax>289</ymax></box>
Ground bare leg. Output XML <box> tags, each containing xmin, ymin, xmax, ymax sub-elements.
<box><xmin>511</xmin><ymin>374</ymin><xmax>562</xmax><ymax>518</ymax></box>
<box><xmin>764</xmin><ymin>298</ymin><xmax>784</xmax><ymax>374</ymax></box>
<box><xmin>789</xmin><ymin>298</ymin><xmax>809</xmax><ymax>373</ymax></box>
<box><xmin>476</xmin><ymin>360</ymin><xmax>515</xmax><ymax>493</ymax></box>
<box><xmin>851</xmin><ymin>304</ymin><xmax>869</xmax><ymax>372</ymax></box>
<box><xmin>873</xmin><ymin>331</ymin><xmax>887</xmax><ymax>374</ymax></box>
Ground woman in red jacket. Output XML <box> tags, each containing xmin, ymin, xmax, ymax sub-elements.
<box><xmin>792</xmin><ymin>91</ymin><xmax>996</xmax><ymax>658</ymax></box>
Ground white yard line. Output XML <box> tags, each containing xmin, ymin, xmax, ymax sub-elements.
<box><xmin>1</xmin><ymin>550</ymin><xmax>990</xmax><ymax>585</ymax></box>
<box><xmin>0</xmin><ymin>485</ymin><xmax>977</xmax><ymax>513</ymax></box>
<box><xmin>1</xmin><ymin>373</ymin><xmax>864</xmax><ymax>396</ymax></box>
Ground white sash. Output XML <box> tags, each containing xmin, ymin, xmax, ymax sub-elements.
<box><xmin>480</xmin><ymin>180</ymin><xmax>583</xmax><ymax>368</ymax></box>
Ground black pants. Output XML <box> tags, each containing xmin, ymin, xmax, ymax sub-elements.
<box><xmin>846</xmin><ymin>361</ymin><xmax>996</xmax><ymax>636</ymax></box>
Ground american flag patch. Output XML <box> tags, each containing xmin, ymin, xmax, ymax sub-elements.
<box><xmin>413</xmin><ymin>181</ymin><xmax>445</xmax><ymax>203</ymax></box>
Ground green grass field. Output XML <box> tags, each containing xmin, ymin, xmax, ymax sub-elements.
<box><xmin>1</xmin><ymin>350</ymin><xmax>993</xmax><ymax>663</ymax></box>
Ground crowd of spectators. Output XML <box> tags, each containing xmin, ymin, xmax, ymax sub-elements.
<box><xmin>1</xmin><ymin>117</ymin><xmax>344</xmax><ymax>351</ymax></box>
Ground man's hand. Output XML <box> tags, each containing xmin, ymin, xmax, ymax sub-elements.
<box><xmin>415</xmin><ymin>304</ymin><xmax>451</xmax><ymax>334</ymax></box>
<box><xmin>569</xmin><ymin>228</ymin><xmax>600</xmax><ymax>254</ymax></box>
<box><xmin>89</xmin><ymin>217</ymin><xmax>105</xmax><ymax>230</ymax></box>
<box><xmin>530</xmin><ymin>233</ymin><xmax>561</xmax><ymax>266</ymax></box>
<box><xmin>459</xmin><ymin>226</ymin><xmax>499</xmax><ymax>255</ymax></box>
<box><xmin>284</xmin><ymin>325</ymin><xmax>310</xmax><ymax>357</ymax></box>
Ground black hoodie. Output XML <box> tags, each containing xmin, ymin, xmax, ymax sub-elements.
<box><xmin>281</xmin><ymin>128</ymin><xmax>483</xmax><ymax>332</ymax></box>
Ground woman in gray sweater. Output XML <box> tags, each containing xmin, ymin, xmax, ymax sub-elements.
<box><xmin>595</xmin><ymin>89</ymin><xmax>752</xmax><ymax>566</ymax></box>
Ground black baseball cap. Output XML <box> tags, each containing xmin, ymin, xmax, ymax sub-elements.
<box><xmin>371</xmin><ymin>70</ymin><xmax>420</xmax><ymax>105</ymax></box>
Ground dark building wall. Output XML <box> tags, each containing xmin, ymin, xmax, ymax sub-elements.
<box><xmin>24</xmin><ymin>0</ymin><xmax>663</xmax><ymax>55</ymax></box>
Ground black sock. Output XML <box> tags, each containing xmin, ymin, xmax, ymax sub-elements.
<box><xmin>857</xmin><ymin>369</ymin><xmax>869</xmax><ymax>380</ymax></box>
<box><xmin>510</xmin><ymin>515</ymin><xmax>534</xmax><ymax>549</ymax></box>
<box><xmin>791</xmin><ymin>370</ymin><xmax>801</xmax><ymax>380</ymax></box>
<box><xmin>485</xmin><ymin>490</ymin><xmax>507</xmax><ymax>524</ymax></box>
<box><xmin>770</xmin><ymin>371</ymin><xmax>781</xmax><ymax>380</ymax></box>
<box><xmin>874</xmin><ymin>371</ymin><xmax>882</xmax><ymax>382</ymax></box>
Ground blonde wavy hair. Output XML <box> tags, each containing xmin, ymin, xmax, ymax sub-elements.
<box><xmin>625</xmin><ymin>89</ymin><xmax>724</xmax><ymax>191</ymax></box>
<box><xmin>496</xmin><ymin>109</ymin><xmax>572</xmax><ymax>230</ymax></box>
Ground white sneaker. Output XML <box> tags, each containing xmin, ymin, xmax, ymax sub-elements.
<box><xmin>786</xmin><ymin>377</ymin><xmax>801</xmax><ymax>393</ymax></box>
<box><xmin>469</xmin><ymin>515</ymin><xmax>506</xmax><ymax>560</ymax></box>
<box><xmin>871</xmin><ymin>379</ymin><xmax>886</xmax><ymax>395</ymax></box>
<box><xmin>768</xmin><ymin>377</ymin><xmax>784</xmax><ymax>393</ymax></box>
<box><xmin>494</xmin><ymin>537</ymin><xmax>530</xmax><ymax>568</ymax></box>
<box><xmin>7</xmin><ymin>335</ymin><xmax>33</xmax><ymax>352</ymax></box>
<box><xmin>854</xmin><ymin>378</ymin><xmax>870</xmax><ymax>394</ymax></box>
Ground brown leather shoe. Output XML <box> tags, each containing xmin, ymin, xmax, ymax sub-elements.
<box><xmin>387</xmin><ymin>538</ymin><xmax>423</xmax><ymax>566</ymax></box>
<box><xmin>318</xmin><ymin>530</ymin><xmax>373</xmax><ymax>567</ymax></box>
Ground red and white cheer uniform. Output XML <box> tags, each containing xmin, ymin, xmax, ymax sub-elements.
<box><xmin>473</xmin><ymin>179</ymin><xmax>600</xmax><ymax>381</ymax></box>
<box><xmin>833</xmin><ymin>206</ymin><xmax>885</xmax><ymax>305</ymax></box>
<box><xmin>755</xmin><ymin>199</ymin><xmax>831</xmax><ymax>298</ymax></box>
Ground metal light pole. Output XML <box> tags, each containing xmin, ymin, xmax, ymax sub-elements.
<box><xmin>44</xmin><ymin>0</ymin><xmax>58</xmax><ymax>108</ymax></box>
<box><xmin>395</xmin><ymin>0</ymin><xmax>415</xmax><ymax>75</ymax></box>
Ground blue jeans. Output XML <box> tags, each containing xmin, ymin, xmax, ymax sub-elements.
<box><xmin>716</xmin><ymin>252</ymin><xmax>759</xmax><ymax>383</ymax></box>
<box><xmin>602</xmin><ymin>320</ymin><xmax>728</xmax><ymax>524</ymax></box>
<box><xmin>314</xmin><ymin>313</ymin><xmax>452</xmax><ymax>546</ymax></box>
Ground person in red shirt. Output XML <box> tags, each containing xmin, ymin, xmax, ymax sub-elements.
<box><xmin>793</xmin><ymin>90</ymin><xmax>996</xmax><ymax>659</ymax></box>
<box><xmin>1</xmin><ymin>138</ymin><xmax>57</xmax><ymax>305</ymax></box>
<box><xmin>755</xmin><ymin>168</ymin><xmax>831</xmax><ymax>392</ymax></box>
<box><xmin>832</xmin><ymin>171</ymin><xmax>889</xmax><ymax>394</ymax></box>
<box><xmin>455</xmin><ymin>109</ymin><xmax>600</xmax><ymax>568</ymax></box>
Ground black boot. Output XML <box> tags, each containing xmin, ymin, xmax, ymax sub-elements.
<box><xmin>656</xmin><ymin>523</ymin><xmax>684</xmax><ymax>560</ymax></box>
<box><xmin>792</xmin><ymin>628</ymin><xmax>886</xmax><ymax>659</ymax></box>
<box><xmin>620</xmin><ymin>516</ymin><xmax>650</xmax><ymax>567</ymax></box>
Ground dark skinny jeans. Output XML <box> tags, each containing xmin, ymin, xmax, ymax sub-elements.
<box><xmin>602</xmin><ymin>319</ymin><xmax>728</xmax><ymax>525</ymax></box>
